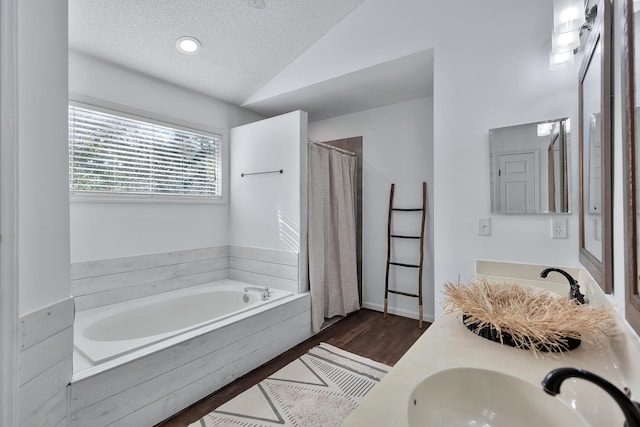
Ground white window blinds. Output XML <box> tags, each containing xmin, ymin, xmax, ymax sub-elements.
<box><xmin>68</xmin><ymin>105</ymin><xmax>221</xmax><ymax>198</ymax></box>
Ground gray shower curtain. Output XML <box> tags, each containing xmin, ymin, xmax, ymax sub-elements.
<box><xmin>308</xmin><ymin>144</ymin><xmax>359</xmax><ymax>333</ymax></box>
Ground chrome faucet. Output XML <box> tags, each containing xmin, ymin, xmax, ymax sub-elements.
<box><xmin>244</xmin><ymin>286</ymin><xmax>271</xmax><ymax>301</ymax></box>
<box><xmin>540</xmin><ymin>267</ymin><xmax>586</xmax><ymax>304</ymax></box>
<box><xmin>542</xmin><ymin>367</ymin><xmax>640</xmax><ymax>427</ymax></box>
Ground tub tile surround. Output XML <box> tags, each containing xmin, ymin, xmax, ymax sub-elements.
<box><xmin>229</xmin><ymin>245</ymin><xmax>300</xmax><ymax>293</ymax></box>
<box><xmin>343</xmin><ymin>261</ymin><xmax>640</xmax><ymax>427</ymax></box>
<box><xmin>71</xmin><ymin>246</ymin><xmax>230</xmax><ymax>311</ymax></box>
<box><xmin>69</xmin><ymin>245</ymin><xmax>309</xmax><ymax>426</ymax></box>
<box><xmin>18</xmin><ymin>298</ymin><xmax>74</xmax><ymax>427</ymax></box>
<box><xmin>70</xmin><ymin>293</ymin><xmax>310</xmax><ymax>426</ymax></box>
<box><xmin>71</xmin><ymin>245</ymin><xmax>300</xmax><ymax>310</ymax></box>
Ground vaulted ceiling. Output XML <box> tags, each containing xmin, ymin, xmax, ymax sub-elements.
<box><xmin>69</xmin><ymin>0</ymin><xmax>433</xmax><ymax>120</ymax></box>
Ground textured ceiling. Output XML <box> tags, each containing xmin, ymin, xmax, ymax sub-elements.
<box><xmin>69</xmin><ymin>0</ymin><xmax>367</xmax><ymax>106</ymax></box>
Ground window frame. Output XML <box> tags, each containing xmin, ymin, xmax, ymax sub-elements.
<box><xmin>68</xmin><ymin>95</ymin><xmax>226</xmax><ymax>204</ymax></box>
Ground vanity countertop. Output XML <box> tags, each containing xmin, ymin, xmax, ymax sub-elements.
<box><xmin>342</xmin><ymin>273</ymin><xmax>630</xmax><ymax>427</ymax></box>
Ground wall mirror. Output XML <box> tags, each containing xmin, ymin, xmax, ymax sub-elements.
<box><xmin>622</xmin><ymin>0</ymin><xmax>640</xmax><ymax>333</ymax></box>
<box><xmin>489</xmin><ymin>119</ymin><xmax>571</xmax><ymax>214</ymax></box>
<box><xmin>579</xmin><ymin>0</ymin><xmax>612</xmax><ymax>293</ymax></box>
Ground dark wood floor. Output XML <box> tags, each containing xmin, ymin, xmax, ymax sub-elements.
<box><xmin>156</xmin><ymin>309</ymin><xmax>429</xmax><ymax>427</ymax></box>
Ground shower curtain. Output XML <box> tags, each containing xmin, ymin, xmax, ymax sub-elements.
<box><xmin>308</xmin><ymin>144</ymin><xmax>359</xmax><ymax>333</ymax></box>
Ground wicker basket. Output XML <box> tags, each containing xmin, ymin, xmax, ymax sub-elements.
<box><xmin>462</xmin><ymin>314</ymin><xmax>581</xmax><ymax>352</ymax></box>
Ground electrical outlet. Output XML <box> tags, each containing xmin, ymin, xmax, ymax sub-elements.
<box><xmin>478</xmin><ymin>218</ymin><xmax>491</xmax><ymax>236</ymax></box>
<box><xmin>551</xmin><ymin>218</ymin><xmax>568</xmax><ymax>239</ymax></box>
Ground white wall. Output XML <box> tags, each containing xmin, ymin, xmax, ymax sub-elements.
<box><xmin>431</xmin><ymin>2</ymin><xmax>579</xmax><ymax>317</ymax></box>
<box><xmin>229</xmin><ymin>111</ymin><xmax>308</xmax><ymax>255</ymax></box>
<box><xmin>18</xmin><ymin>0</ymin><xmax>70</xmax><ymax>314</ymax></box>
<box><xmin>13</xmin><ymin>2</ymin><xmax>73</xmax><ymax>426</ymax></box>
<box><xmin>267</xmin><ymin>0</ymin><xmax>579</xmax><ymax>318</ymax></box>
<box><xmin>309</xmin><ymin>97</ymin><xmax>434</xmax><ymax>320</ymax></box>
<box><xmin>68</xmin><ymin>51</ymin><xmax>264</xmax><ymax>262</ymax></box>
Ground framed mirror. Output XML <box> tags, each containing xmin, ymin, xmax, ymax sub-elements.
<box><xmin>622</xmin><ymin>0</ymin><xmax>640</xmax><ymax>333</ymax></box>
<box><xmin>489</xmin><ymin>118</ymin><xmax>571</xmax><ymax>214</ymax></box>
<box><xmin>579</xmin><ymin>0</ymin><xmax>612</xmax><ymax>293</ymax></box>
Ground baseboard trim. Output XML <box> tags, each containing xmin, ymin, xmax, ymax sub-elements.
<box><xmin>362</xmin><ymin>302</ymin><xmax>435</xmax><ymax>323</ymax></box>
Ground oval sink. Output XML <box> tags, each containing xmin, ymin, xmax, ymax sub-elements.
<box><xmin>407</xmin><ymin>367</ymin><xmax>588</xmax><ymax>427</ymax></box>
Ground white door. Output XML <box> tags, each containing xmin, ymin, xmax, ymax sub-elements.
<box><xmin>498</xmin><ymin>152</ymin><xmax>537</xmax><ymax>213</ymax></box>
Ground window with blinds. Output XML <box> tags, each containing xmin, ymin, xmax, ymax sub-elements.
<box><xmin>68</xmin><ymin>104</ymin><xmax>222</xmax><ymax>199</ymax></box>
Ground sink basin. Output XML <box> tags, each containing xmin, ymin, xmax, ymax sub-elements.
<box><xmin>407</xmin><ymin>368</ymin><xmax>589</xmax><ymax>427</ymax></box>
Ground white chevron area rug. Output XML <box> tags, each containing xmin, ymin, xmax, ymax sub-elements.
<box><xmin>190</xmin><ymin>343</ymin><xmax>390</xmax><ymax>427</ymax></box>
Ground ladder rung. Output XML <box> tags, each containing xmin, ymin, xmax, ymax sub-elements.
<box><xmin>389</xmin><ymin>262</ymin><xmax>420</xmax><ymax>268</ymax></box>
<box><xmin>392</xmin><ymin>208</ymin><xmax>423</xmax><ymax>212</ymax></box>
<box><xmin>388</xmin><ymin>290</ymin><xmax>419</xmax><ymax>298</ymax></box>
<box><xmin>390</xmin><ymin>234</ymin><xmax>421</xmax><ymax>239</ymax></box>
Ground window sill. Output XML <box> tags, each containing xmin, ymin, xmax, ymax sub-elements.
<box><xmin>69</xmin><ymin>191</ymin><xmax>226</xmax><ymax>205</ymax></box>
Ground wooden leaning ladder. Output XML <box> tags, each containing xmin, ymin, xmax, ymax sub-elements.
<box><xmin>383</xmin><ymin>182</ymin><xmax>427</xmax><ymax>328</ymax></box>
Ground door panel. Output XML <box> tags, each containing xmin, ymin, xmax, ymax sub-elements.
<box><xmin>498</xmin><ymin>152</ymin><xmax>537</xmax><ymax>213</ymax></box>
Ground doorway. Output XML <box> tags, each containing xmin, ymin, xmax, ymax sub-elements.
<box><xmin>497</xmin><ymin>151</ymin><xmax>539</xmax><ymax>214</ymax></box>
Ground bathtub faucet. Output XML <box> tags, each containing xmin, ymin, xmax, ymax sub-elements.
<box><xmin>244</xmin><ymin>286</ymin><xmax>271</xmax><ymax>301</ymax></box>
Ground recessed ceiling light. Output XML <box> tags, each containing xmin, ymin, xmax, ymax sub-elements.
<box><xmin>176</xmin><ymin>36</ymin><xmax>201</xmax><ymax>55</ymax></box>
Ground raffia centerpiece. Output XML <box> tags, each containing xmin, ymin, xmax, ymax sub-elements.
<box><xmin>444</xmin><ymin>279</ymin><xmax>615</xmax><ymax>354</ymax></box>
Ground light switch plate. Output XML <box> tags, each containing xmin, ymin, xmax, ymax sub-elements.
<box><xmin>551</xmin><ymin>218</ymin><xmax>568</xmax><ymax>239</ymax></box>
<box><xmin>478</xmin><ymin>218</ymin><xmax>491</xmax><ymax>236</ymax></box>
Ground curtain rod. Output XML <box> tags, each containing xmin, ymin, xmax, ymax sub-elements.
<box><xmin>308</xmin><ymin>140</ymin><xmax>357</xmax><ymax>157</ymax></box>
<box><xmin>241</xmin><ymin>169</ymin><xmax>283</xmax><ymax>177</ymax></box>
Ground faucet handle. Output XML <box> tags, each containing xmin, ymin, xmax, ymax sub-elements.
<box><xmin>569</xmin><ymin>282</ymin><xmax>586</xmax><ymax>305</ymax></box>
<box><xmin>258</xmin><ymin>285</ymin><xmax>270</xmax><ymax>300</ymax></box>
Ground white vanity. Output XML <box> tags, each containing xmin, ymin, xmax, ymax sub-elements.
<box><xmin>342</xmin><ymin>261</ymin><xmax>640</xmax><ymax>427</ymax></box>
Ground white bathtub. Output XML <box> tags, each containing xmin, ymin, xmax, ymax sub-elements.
<box><xmin>74</xmin><ymin>279</ymin><xmax>292</xmax><ymax>364</ymax></box>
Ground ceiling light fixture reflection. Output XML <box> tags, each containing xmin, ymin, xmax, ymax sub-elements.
<box><xmin>553</xmin><ymin>0</ymin><xmax>585</xmax><ymax>33</ymax></box>
<box><xmin>552</xmin><ymin>29</ymin><xmax>580</xmax><ymax>53</ymax></box>
<box><xmin>537</xmin><ymin>122</ymin><xmax>554</xmax><ymax>137</ymax></box>
<box><xmin>176</xmin><ymin>36</ymin><xmax>201</xmax><ymax>55</ymax></box>
<box><xmin>549</xmin><ymin>1</ymin><xmax>598</xmax><ymax>71</ymax></box>
<box><xmin>549</xmin><ymin>48</ymin><xmax>574</xmax><ymax>71</ymax></box>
